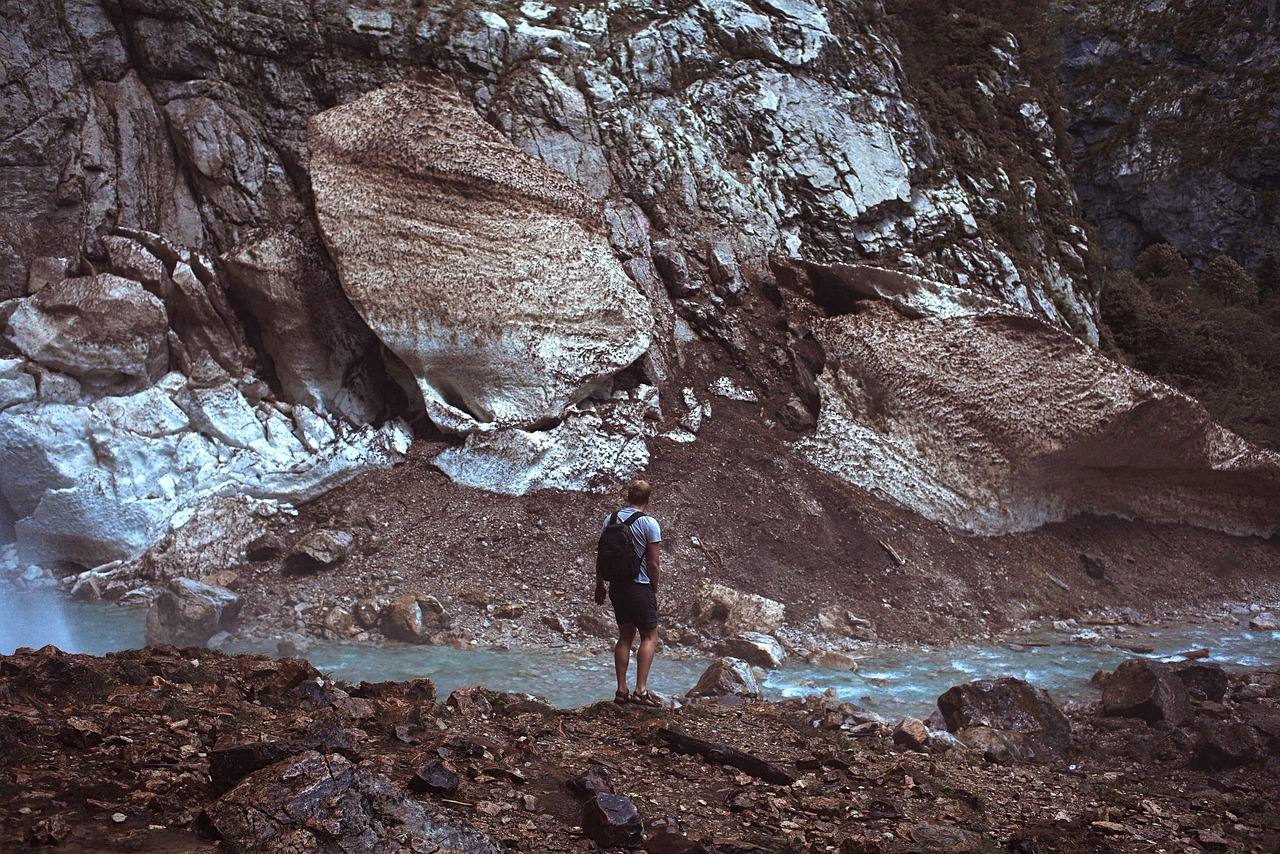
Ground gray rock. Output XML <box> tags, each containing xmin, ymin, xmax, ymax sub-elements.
<box><xmin>1191</xmin><ymin>719</ymin><xmax>1264</xmax><ymax>771</ymax></box>
<box><xmin>892</xmin><ymin>717</ymin><xmax>931</xmax><ymax>752</ymax></box>
<box><xmin>1174</xmin><ymin>663</ymin><xmax>1228</xmax><ymax>703</ymax></box>
<box><xmin>284</xmin><ymin>529</ymin><xmax>355</xmax><ymax>573</ymax></box>
<box><xmin>697</xmin><ymin>583</ymin><xmax>785</xmax><ymax>634</ymax></box>
<box><xmin>1250</xmin><ymin>611</ymin><xmax>1279</xmax><ymax>630</ymax></box>
<box><xmin>956</xmin><ymin>726</ymin><xmax>1028</xmax><ymax>765</ymax></box>
<box><xmin>145</xmin><ymin>577</ymin><xmax>241</xmax><ymax>647</ymax></box>
<box><xmin>1102</xmin><ymin>659</ymin><xmax>1191</xmax><ymax>726</ymax></box>
<box><xmin>689</xmin><ymin>657</ymin><xmax>760</xmax><ymax>698</ymax></box>
<box><xmin>806</xmin><ymin>649</ymin><xmax>860</xmax><ymax>671</ymax></box>
<box><xmin>716</xmin><ymin>631</ymin><xmax>786</xmax><ymax>669</ymax></box>
<box><xmin>4</xmin><ymin>275</ymin><xmax>169</xmax><ymax>393</ymax></box>
<box><xmin>409</xmin><ymin>761</ymin><xmax>461</xmax><ymax>796</ymax></box>
<box><xmin>205</xmin><ymin>751</ymin><xmax>497</xmax><ymax>853</ymax></box>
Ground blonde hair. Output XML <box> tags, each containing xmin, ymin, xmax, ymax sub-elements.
<box><xmin>626</xmin><ymin>479</ymin><xmax>652</xmax><ymax>505</ymax></box>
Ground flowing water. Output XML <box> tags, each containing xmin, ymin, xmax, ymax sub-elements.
<box><xmin>2</xmin><ymin>586</ymin><xmax>1275</xmax><ymax>718</ymax></box>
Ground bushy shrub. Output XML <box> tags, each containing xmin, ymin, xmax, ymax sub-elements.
<box><xmin>1255</xmin><ymin>254</ymin><xmax>1279</xmax><ymax>299</ymax></box>
<box><xmin>1198</xmin><ymin>255</ymin><xmax>1258</xmax><ymax>307</ymax></box>
<box><xmin>1133</xmin><ymin>243</ymin><xmax>1192</xmax><ymax>301</ymax></box>
<box><xmin>1100</xmin><ymin>245</ymin><xmax>1280</xmax><ymax>450</ymax></box>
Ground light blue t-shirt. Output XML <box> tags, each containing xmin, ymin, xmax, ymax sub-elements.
<box><xmin>601</xmin><ymin>508</ymin><xmax>662</xmax><ymax>584</ymax></box>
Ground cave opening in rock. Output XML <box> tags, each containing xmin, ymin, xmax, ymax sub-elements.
<box><xmin>807</xmin><ymin>266</ymin><xmax>877</xmax><ymax>318</ymax></box>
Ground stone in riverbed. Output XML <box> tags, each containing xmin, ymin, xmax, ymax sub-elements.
<box><xmin>716</xmin><ymin>631</ymin><xmax>786</xmax><ymax>669</ymax></box>
<box><xmin>380</xmin><ymin>592</ymin><xmax>451</xmax><ymax>643</ymax></box>
<box><xmin>807</xmin><ymin>649</ymin><xmax>860</xmax><ymax>671</ymax></box>
<box><xmin>937</xmin><ymin>676</ymin><xmax>1071</xmax><ymax>762</ymax></box>
<box><xmin>145</xmin><ymin>577</ymin><xmax>241</xmax><ymax>647</ymax></box>
<box><xmin>689</xmin><ymin>657</ymin><xmax>761</xmax><ymax>699</ymax></box>
<box><xmin>1102</xmin><ymin>659</ymin><xmax>1191</xmax><ymax>726</ymax></box>
<box><xmin>1249</xmin><ymin>611</ymin><xmax>1279</xmax><ymax>630</ymax></box>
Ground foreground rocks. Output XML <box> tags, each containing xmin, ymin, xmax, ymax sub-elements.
<box><xmin>1</xmin><ymin>646</ymin><xmax>1276</xmax><ymax>852</ymax></box>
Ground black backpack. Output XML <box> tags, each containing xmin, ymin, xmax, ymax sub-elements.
<box><xmin>597</xmin><ymin>510</ymin><xmax>647</xmax><ymax>584</ymax></box>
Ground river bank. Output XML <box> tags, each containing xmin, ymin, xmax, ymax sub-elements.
<box><xmin>1</xmin><ymin>644</ymin><xmax>1277</xmax><ymax>852</ymax></box>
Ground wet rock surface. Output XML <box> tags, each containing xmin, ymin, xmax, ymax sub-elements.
<box><xmin>0</xmin><ymin>646</ymin><xmax>1277</xmax><ymax>852</ymax></box>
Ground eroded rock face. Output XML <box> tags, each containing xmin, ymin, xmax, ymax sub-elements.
<box><xmin>0</xmin><ymin>235</ymin><xmax>410</xmax><ymax>569</ymax></box>
<box><xmin>220</xmin><ymin>228</ymin><xmax>383</xmax><ymax>424</ymax></box>
<box><xmin>797</xmin><ymin>297</ymin><xmax>1280</xmax><ymax>537</ymax></box>
<box><xmin>309</xmin><ymin>78</ymin><xmax>653</xmax><ymax>435</ymax></box>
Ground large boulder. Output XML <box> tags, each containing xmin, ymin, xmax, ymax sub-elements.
<box><xmin>1102</xmin><ymin>659</ymin><xmax>1191</xmax><ymax>726</ymax></box>
<box><xmin>380</xmin><ymin>593</ymin><xmax>452</xmax><ymax>643</ymax></box>
<box><xmin>798</xmin><ymin>298</ymin><xmax>1280</xmax><ymax>537</ymax></box>
<box><xmin>697</xmin><ymin>583</ymin><xmax>786</xmax><ymax>635</ymax></box>
<box><xmin>1190</xmin><ymin>719</ymin><xmax>1265</xmax><ymax>771</ymax></box>
<box><xmin>204</xmin><ymin>751</ymin><xmax>498</xmax><ymax>854</ymax></box>
<box><xmin>937</xmin><ymin>676</ymin><xmax>1072</xmax><ymax>762</ymax></box>
<box><xmin>145</xmin><ymin>577</ymin><xmax>241</xmax><ymax>647</ymax></box>
<box><xmin>716</xmin><ymin>632</ymin><xmax>787</xmax><ymax>669</ymax></box>
<box><xmin>308</xmin><ymin>77</ymin><xmax>653</xmax><ymax>435</ymax></box>
<box><xmin>3</xmin><ymin>274</ymin><xmax>168</xmax><ymax>393</ymax></box>
<box><xmin>689</xmin><ymin>657</ymin><xmax>761</xmax><ymax>699</ymax></box>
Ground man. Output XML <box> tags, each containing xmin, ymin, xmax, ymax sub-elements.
<box><xmin>595</xmin><ymin>478</ymin><xmax>663</xmax><ymax>706</ymax></box>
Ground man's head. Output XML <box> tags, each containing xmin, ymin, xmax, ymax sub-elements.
<box><xmin>626</xmin><ymin>478</ymin><xmax>652</xmax><ymax>507</ymax></box>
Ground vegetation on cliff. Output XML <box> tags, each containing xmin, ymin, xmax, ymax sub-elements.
<box><xmin>1101</xmin><ymin>244</ymin><xmax>1280</xmax><ymax>450</ymax></box>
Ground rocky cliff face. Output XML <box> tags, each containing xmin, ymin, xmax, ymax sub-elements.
<box><xmin>1061</xmin><ymin>0</ymin><xmax>1280</xmax><ymax>273</ymax></box>
<box><xmin>2</xmin><ymin>0</ymin><xmax>1277</xmax><ymax>573</ymax></box>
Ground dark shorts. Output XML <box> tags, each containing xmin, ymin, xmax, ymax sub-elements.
<box><xmin>609</xmin><ymin>581</ymin><xmax>658</xmax><ymax>631</ymax></box>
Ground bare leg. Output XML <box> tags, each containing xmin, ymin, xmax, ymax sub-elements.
<box><xmin>614</xmin><ymin>624</ymin><xmax>636</xmax><ymax>693</ymax></box>
<box><xmin>634</xmin><ymin>627</ymin><xmax>658</xmax><ymax>694</ymax></box>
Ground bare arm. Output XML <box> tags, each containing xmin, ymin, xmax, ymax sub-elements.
<box><xmin>646</xmin><ymin>542</ymin><xmax>661</xmax><ymax>597</ymax></box>
<box><xmin>594</xmin><ymin>552</ymin><xmax>606</xmax><ymax>605</ymax></box>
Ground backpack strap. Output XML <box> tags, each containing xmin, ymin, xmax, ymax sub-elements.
<box><xmin>619</xmin><ymin>510</ymin><xmax>647</xmax><ymax>526</ymax></box>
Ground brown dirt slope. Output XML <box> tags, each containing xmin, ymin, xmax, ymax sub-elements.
<box><xmin>227</xmin><ymin>392</ymin><xmax>1280</xmax><ymax>650</ymax></box>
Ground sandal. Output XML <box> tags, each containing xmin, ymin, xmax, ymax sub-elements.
<box><xmin>631</xmin><ymin>690</ymin><xmax>662</xmax><ymax>707</ymax></box>
<box><xmin>614</xmin><ymin>689</ymin><xmax>631</xmax><ymax>705</ymax></box>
